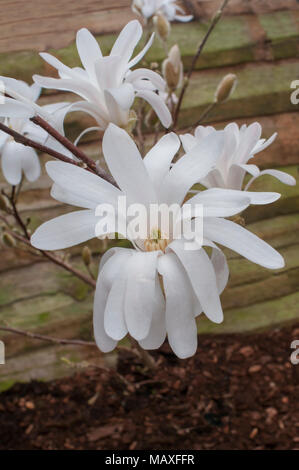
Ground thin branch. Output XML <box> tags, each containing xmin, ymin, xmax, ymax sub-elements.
<box><xmin>31</xmin><ymin>116</ymin><xmax>96</xmax><ymax>173</ymax></box>
<box><xmin>172</xmin><ymin>0</ymin><xmax>229</xmax><ymax>128</ymax></box>
<box><xmin>9</xmin><ymin>186</ymin><xmax>30</xmax><ymax>239</ymax></box>
<box><xmin>6</xmin><ymin>229</ymin><xmax>96</xmax><ymax>288</ymax></box>
<box><xmin>129</xmin><ymin>336</ymin><xmax>157</xmax><ymax>370</ymax></box>
<box><xmin>0</xmin><ymin>120</ymin><xmax>117</xmax><ymax>187</ymax></box>
<box><xmin>0</xmin><ymin>325</ymin><xmax>97</xmax><ymax>347</ymax></box>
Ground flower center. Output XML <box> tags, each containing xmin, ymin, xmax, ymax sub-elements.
<box><xmin>144</xmin><ymin>228</ymin><xmax>169</xmax><ymax>252</ymax></box>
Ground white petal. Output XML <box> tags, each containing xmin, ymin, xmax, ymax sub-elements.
<box><xmin>186</xmin><ymin>188</ymin><xmax>250</xmax><ymax>217</ymax></box>
<box><xmin>1</xmin><ymin>141</ymin><xmax>22</xmax><ymax>185</ymax></box>
<box><xmin>76</xmin><ymin>28</ymin><xmax>102</xmax><ymax>81</ymax></box>
<box><xmin>39</xmin><ymin>53</ymin><xmax>81</xmax><ymax>81</ymax></box>
<box><xmin>179</xmin><ymin>133</ymin><xmax>196</xmax><ymax>152</ymax></box>
<box><xmin>143</xmin><ymin>132</ymin><xmax>180</xmax><ymax>190</ymax></box>
<box><xmin>104</xmin><ymin>89</ymin><xmax>129</xmax><ymax>127</ymax></box>
<box><xmin>0</xmin><ymin>97</ymin><xmax>34</xmax><ymax>118</ymax></box>
<box><xmin>127</xmin><ymin>32</ymin><xmax>154</xmax><ymax>69</ymax></box>
<box><xmin>94</xmin><ymin>55</ymin><xmax>123</xmax><ymax>90</ymax></box>
<box><xmin>104</xmin><ymin>279</ymin><xmax>127</xmax><ymax>341</ymax></box>
<box><xmin>203</xmin><ymin>217</ymin><xmax>285</xmax><ymax>270</ymax></box>
<box><xmin>174</xmin><ymin>14</ymin><xmax>193</xmax><ymax>22</ymax></box>
<box><xmin>102</xmin><ymin>123</ymin><xmax>157</xmax><ymax>206</ymax></box>
<box><xmin>105</xmin><ymin>83</ymin><xmax>135</xmax><ymax>111</ymax></box>
<box><xmin>245</xmin><ymin>168</ymin><xmax>296</xmax><ymax>190</ymax></box>
<box><xmin>158</xmin><ymin>252</ymin><xmax>197</xmax><ymax>359</ymax></box>
<box><xmin>126</xmin><ymin>68</ymin><xmax>165</xmax><ymax>92</ymax></box>
<box><xmin>136</xmin><ymin>90</ymin><xmax>172</xmax><ymax>128</ymax></box>
<box><xmin>111</xmin><ymin>20</ymin><xmax>142</xmax><ymax>65</ymax></box>
<box><xmin>31</xmin><ymin>209</ymin><xmax>98</xmax><ymax>250</ymax></box>
<box><xmin>252</xmin><ymin>132</ymin><xmax>277</xmax><ymax>154</ymax></box>
<box><xmin>33</xmin><ymin>75</ymin><xmax>99</xmax><ymax>103</ymax></box>
<box><xmin>21</xmin><ymin>147</ymin><xmax>40</xmax><ymax>182</ymax></box>
<box><xmin>237</xmin><ymin>163</ymin><xmax>260</xmax><ymax>177</ymax></box>
<box><xmin>161</xmin><ymin>131</ymin><xmax>225</xmax><ymax>205</ymax></box>
<box><xmin>203</xmin><ymin>239</ymin><xmax>229</xmax><ymax>294</ymax></box>
<box><xmin>195</xmin><ymin>187</ymin><xmax>281</xmax><ymax>206</ymax></box>
<box><xmin>94</xmin><ymin>252</ymin><xmax>131</xmax><ymax>353</ymax></box>
<box><xmin>138</xmin><ymin>275</ymin><xmax>166</xmax><ymax>350</ymax></box>
<box><xmin>46</xmin><ymin>161</ymin><xmax>122</xmax><ymax>209</ymax></box>
<box><xmin>125</xmin><ymin>251</ymin><xmax>159</xmax><ymax>341</ymax></box>
<box><xmin>169</xmin><ymin>240</ymin><xmax>223</xmax><ymax>323</ymax></box>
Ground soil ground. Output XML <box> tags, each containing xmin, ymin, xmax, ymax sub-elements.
<box><xmin>1</xmin><ymin>323</ymin><xmax>299</xmax><ymax>450</ymax></box>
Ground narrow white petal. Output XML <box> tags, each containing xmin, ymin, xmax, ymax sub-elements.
<box><xmin>136</xmin><ymin>90</ymin><xmax>172</xmax><ymax>128</ymax></box>
<box><xmin>143</xmin><ymin>132</ymin><xmax>180</xmax><ymax>190</ymax></box>
<box><xmin>161</xmin><ymin>131</ymin><xmax>225</xmax><ymax>205</ymax></box>
<box><xmin>203</xmin><ymin>217</ymin><xmax>285</xmax><ymax>269</ymax></box>
<box><xmin>195</xmin><ymin>187</ymin><xmax>281</xmax><ymax>206</ymax></box>
<box><xmin>169</xmin><ymin>240</ymin><xmax>223</xmax><ymax>323</ymax></box>
<box><xmin>186</xmin><ymin>188</ymin><xmax>250</xmax><ymax>217</ymax></box>
<box><xmin>158</xmin><ymin>252</ymin><xmax>197</xmax><ymax>359</ymax></box>
<box><xmin>94</xmin><ymin>252</ymin><xmax>132</xmax><ymax>353</ymax></box>
<box><xmin>126</xmin><ymin>68</ymin><xmax>165</xmax><ymax>91</ymax></box>
<box><xmin>127</xmin><ymin>32</ymin><xmax>154</xmax><ymax>69</ymax></box>
<box><xmin>138</xmin><ymin>275</ymin><xmax>166</xmax><ymax>350</ymax></box>
<box><xmin>125</xmin><ymin>251</ymin><xmax>159</xmax><ymax>341</ymax></box>
<box><xmin>46</xmin><ymin>161</ymin><xmax>122</xmax><ymax>209</ymax></box>
<box><xmin>245</xmin><ymin>168</ymin><xmax>296</xmax><ymax>190</ymax></box>
<box><xmin>111</xmin><ymin>20</ymin><xmax>142</xmax><ymax>64</ymax></box>
<box><xmin>1</xmin><ymin>141</ymin><xmax>22</xmax><ymax>185</ymax></box>
<box><xmin>203</xmin><ymin>239</ymin><xmax>229</xmax><ymax>294</ymax></box>
<box><xmin>76</xmin><ymin>28</ymin><xmax>103</xmax><ymax>81</ymax></box>
<box><xmin>102</xmin><ymin>124</ymin><xmax>157</xmax><ymax>206</ymax></box>
<box><xmin>0</xmin><ymin>98</ymin><xmax>34</xmax><ymax>118</ymax></box>
<box><xmin>31</xmin><ymin>209</ymin><xmax>98</xmax><ymax>250</ymax></box>
<box><xmin>104</xmin><ymin>279</ymin><xmax>128</xmax><ymax>341</ymax></box>
<box><xmin>179</xmin><ymin>133</ymin><xmax>196</xmax><ymax>152</ymax></box>
<box><xmin>105</xmin><ymin>84</ymin><xmax>135</xmax><ymax>111</ymax></box>
<box><xmin>21</xmin><ymin>147</ymin><xmax>40</xmax><ymax>182</ymax></box>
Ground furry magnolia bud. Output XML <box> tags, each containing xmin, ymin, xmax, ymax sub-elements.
<box><xmin>2</xmin><ymin>232</ymin><xmax>16</xmax><ymax>248</ymax></box>
<box><xmin>215</xmin><ymin>74</ymin><xmax>237</xmax><ymax>103</ymax></box>
<box><xmin>153</xmin><ymin>14</ymin><xmax>170</xmax><ymax>41</ymax></box>
<box><xmin>82</xmin><ymin>246</ymin><xmax>92</xmax><ymax>266</ymax></box>
<box><xmin>162</xmin><ymin>45</ymin><xmax>183</xmax><ymax>91</ymax></box>
<box><xmin>0</xmin><ymin>194</ymin><xmax>9</xmax><ymax>212</ymax></box>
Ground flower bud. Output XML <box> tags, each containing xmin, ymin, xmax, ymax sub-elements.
<box><xmin>82</xmin><ymin>246</ymin><xmax>91</xmax><ymax>266</ymax></box>
<box><xmin>2</xmin><ymin>232</ymin><xmax>16</xmax><ymax>248</ymax></box>
<box><xmin>153</xmin><ymin>14</ymin><xmax>170</xmax><ymax>42</ymax></box>
<box><xmin>162</xmin><ymin>45</ymin><xmax>183</xmax><ymax>91</ymax></box>
<box><xmin>214</xmin><ymin>74</ymin><xmax>237</xmax><ymax>103</ymax></box>
<box><xmin>0</xmin><ymin>194</ymin><xmax>9</xmax><ymax>212</ymax></box>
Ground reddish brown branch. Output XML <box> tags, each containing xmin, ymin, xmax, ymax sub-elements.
<box><xmin>172</xmin><ymin>0</ymin><xmax>229</xmax><ymax>128</ymax></box>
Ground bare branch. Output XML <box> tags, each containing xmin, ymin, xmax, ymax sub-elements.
<box><xmin>172</xmin><ymin>0</ymin><xmax>229</xmax><ymax>128</ymax></box>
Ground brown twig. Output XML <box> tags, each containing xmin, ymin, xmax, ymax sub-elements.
<box><xmin>172</xmin><ymin>0</ymin><xmax>229</xmax><ymax>129</ymax></box>
<box><xmin>0</xmin><ymin>120</ymin><xmax>117</xmax><ymax>186</ymax></box>
<box><xmin>5</xmin><ymin>228</ymin><xmax>96</xmax><ymax>288</ymax></box>
<box><xmin>129</xmin><ymin>336</ymin><xmax>157</xmax><ymax>370</ymax></box>
<box><xmin>0</xmin><ymin>325</ymin><xmax>97</xmax><ymax>347</ymax></box>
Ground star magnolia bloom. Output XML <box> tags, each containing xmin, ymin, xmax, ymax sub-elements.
<box><xmin>180</xmin><ymin>123</ymin><xmax>296</xmax><ymax>201</ymax></box>
<box><xmin>33</xmin><ymin>20</ymin><xmax>172</xmax><ymax>131</ymax></box>
<box><xmin>31</xmin><ymin>124</ymin><xmax>284</xmax><ymax>358</ymax></box>
<box><xmin>0</xmin><ymin>77</ymin><xmax>71</xmax><ymax>185</ymax></box>
<box><xmin>132</xmin><ymin>0</ymin><xmax>193</xmax><ymax>22</ymax></box>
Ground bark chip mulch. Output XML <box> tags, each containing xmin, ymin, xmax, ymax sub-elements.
<box><xmin>1</xmin><ymin>323</ymin><xmax>299</xmax><ymax>450</ymax></box>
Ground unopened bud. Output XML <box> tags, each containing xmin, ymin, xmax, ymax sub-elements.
<box><xmin>153</xmin><ymin>14</ymin><xmax>170</xmax><ymax>41</ymax></box>
<box><xmin>0</xmin><ymin>194</ymin><xmax>9</xmax><ymax>212</ymax></box>
<box><xmin>162</xmin><ymin>45</ymin><xmax>183</xmax><ymax>91</ymax></box>
<box><xmin>215</xmin><ymin>74</ymin><xmax>237</xmax><ymax>103</ymax></box>
<box><xmin>2</xmin><ymin>232</ymin><xmax>16</xmax><ymax>248</ymax></box>
<box><xmin>82</xmin><ymin>246</ymin><xmax>91</xmax><ymax>266</ymax></box>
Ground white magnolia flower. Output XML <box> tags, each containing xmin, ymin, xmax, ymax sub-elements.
<box><xmin>31</xmin><ymin>124</ymin><xmax>284</xmax><ymax>358</ymax></box>
<box><xmin>180</xmin><ymin>123</ymin><xmax>296</xmax><ymax>201</ymax></box>
<box><xmin>0</xmin><ymin>77</ymin><xmax>73</xmax><ymax>185</ymax></box>
<box><xmin>132</xmin><ymin>0</ymin><xmax>193</xmax><ymax>23</ymax></box>
<box><xmin>33</xmin><ymin>20</ymin><xmax>172</xmax><ymax>131</ymax></box>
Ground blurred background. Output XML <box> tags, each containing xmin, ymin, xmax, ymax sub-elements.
<box><xmin>0</xmin><ymin>0</ymin><xmax>298</xmax><ymax>450</ymax></box>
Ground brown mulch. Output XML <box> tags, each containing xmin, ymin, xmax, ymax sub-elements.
<box><xmin>1</xmin><ymin>323</ymin><xmax>299</xmax><ymax>450</ymax></box>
